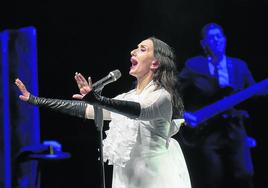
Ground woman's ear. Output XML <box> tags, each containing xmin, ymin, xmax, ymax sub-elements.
<box><xmin>150</xmin><ymin>60</ymin><xmax>160</xmax><ymax>71</ymax></box>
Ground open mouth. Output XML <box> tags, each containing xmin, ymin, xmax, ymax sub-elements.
<box><xmin>130</xmin><ymin>57</ymin><xmax>138</xmax><ymax>69</ymax></box>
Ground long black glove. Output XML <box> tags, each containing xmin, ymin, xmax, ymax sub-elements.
<box><xmin>28</xmin><ymin>95</ymin><xmax>87</xmax><ymax>119</ymax></box>
<box><xmin>83</xmin><ymin>91</ymin><xmax>141</xmax><ymax>119</ymax></box>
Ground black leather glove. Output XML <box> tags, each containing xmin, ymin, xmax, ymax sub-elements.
<box><xmin>28</xmin><ymin>95</ymin><xmax>87</xmax><ymax>118</ymax></box>
<box><xmin>83</xmin><ymin>91</ymin><xmax>141</xmax><ymax>119</ymax></box>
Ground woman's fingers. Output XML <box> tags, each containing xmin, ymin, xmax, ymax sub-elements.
<box><xmin>77</xmin><ymin>73</ymin><xmax>87</xmax><ymax>82</ymax></box>
<box><xmin>74</xmin><ymin>72</ymin><xmax>92</xmax><ymax>90</ymax></box>
<box><xmin>72</xmin><ymin>94</ymin><xmax>84</xmax><ymax>100</ymax></box>
<box><xmin>88</xmin><ymin>77</ymin><xmax>92</xmax><ymax>88</ymax></box>
<box><xmin>19</xmin><ymin>95</ymin><xmax>29</xmax><ymax>101</ymax></box>
<box><xmin>75</xmin><ymin>72</ymin><xmax>83</xmax><ymax>88</ymax></box>
<box><xmin>74</xmin><ymin>72</ymin><xmax>94</xmax><ymax>98</ymax></box>
<box><xmin>75</xmin><ymin>72</ymin><xmax>89</xmax><ymax>88</ymax></box>
<box><xmin>15</xmin><ymin>78</ymin><xmax>30</xmax><ymax>101</ymax></box>
<box><xmin>15</xmin><ymin>78</ymin><xmax>23</xmax><ymax>89</ymax></box>
<box><xmin>15</xmin><ymin>78</ymin><xmax>26</xmax><ymax>93</ymax></box>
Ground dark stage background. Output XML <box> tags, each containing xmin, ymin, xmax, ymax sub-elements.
<box><xmin>1</xmin><ymin>0</ymin><xmax>267</xmax><ymax>187</ymax></box>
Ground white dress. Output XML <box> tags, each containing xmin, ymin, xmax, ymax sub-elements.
<box><xmin>102</xmin><ymin>81</ymin><xmax>192</xmax><ymax>188</ymax></box>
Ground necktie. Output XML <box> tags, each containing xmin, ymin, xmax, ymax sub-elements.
<box><xmin>213</xmin><ymin>64</ymin><xmax>219</xmax><ymax>79</ymax></box>
<box><xmin>215</xmin><ymin>64</ymin><xmax>229</xmax><ymax>87</ymax></box>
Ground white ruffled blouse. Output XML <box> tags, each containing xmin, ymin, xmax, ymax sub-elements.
<box><xmin>102</xmin><ymin>81</ymin><xmax>183</xmax><ymax>167</ymax></box>
<box><xmin>102</xmin><ymin>81</ymin><xmax>191</xmax><ymax>188</ymax></box>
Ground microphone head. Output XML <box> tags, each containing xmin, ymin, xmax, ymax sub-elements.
<box><xmin>110</xmin><ymin>69</ymin><xmax>121</xmax><ymax>81</ymax></box>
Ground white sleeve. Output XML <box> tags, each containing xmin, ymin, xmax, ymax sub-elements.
<box><xmin>138</xmin><ymin>90</ymin><xmax>172</xmax><ymax>121</ymax></box>
<box><xmin>85</xmin><ymin>104</ymin><xmax>111</xmax><ymax>121</ymax></box>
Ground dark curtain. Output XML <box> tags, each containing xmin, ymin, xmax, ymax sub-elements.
<box><xmin>0</xmin><ymin>26</ymin><xmax>40</xmax><ymax>188</ymax></box>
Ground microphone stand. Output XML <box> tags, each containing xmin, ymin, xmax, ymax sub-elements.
<box><xmin>93</xmin><ymin>90</ymin><xmax>106</xmax><ymax>188</ymax></box>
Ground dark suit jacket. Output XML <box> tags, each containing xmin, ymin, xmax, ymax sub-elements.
<box><xmin>178</xmin><ymin>55</ymin><xmax>255</xmax><ymax>112</ymax></box>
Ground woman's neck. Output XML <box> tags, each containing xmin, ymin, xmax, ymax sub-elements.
<box><xmin>136</xmin><ymin>74</ymin><xmax>153</xmax><ymax>94</ymax></box>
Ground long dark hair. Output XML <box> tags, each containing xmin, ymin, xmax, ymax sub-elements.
<box><xmin>149</xmin><ymin>37</ymin><xmax>184</xmax><ymax>118</ymax></box>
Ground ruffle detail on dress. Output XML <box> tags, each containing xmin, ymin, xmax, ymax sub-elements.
<box><xmin>103</xmin><ymin>112</ymin><xmax>139</xmax><ymax>167</ymax></box>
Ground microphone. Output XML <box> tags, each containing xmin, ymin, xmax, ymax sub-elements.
<box><xmin>92</xmin><ymin>69</ymin><xmax>121</xmax><ymax>92</ymax></box>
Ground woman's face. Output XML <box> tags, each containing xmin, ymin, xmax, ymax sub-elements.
<box><xmin>129</xmin><ymin>39</ymin><xmax>157</xmax><ymax>79</ymax></box>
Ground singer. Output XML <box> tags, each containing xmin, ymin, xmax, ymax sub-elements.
<box><xmin>15</xmin><ymin>37</ymin><xmax>191</xmax><ymax>188</ymax></box>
